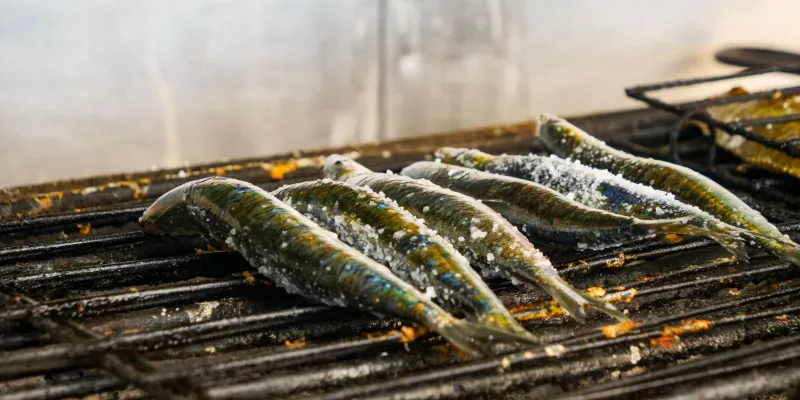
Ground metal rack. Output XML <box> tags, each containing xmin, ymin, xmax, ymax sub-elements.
<box><xmin>1</xmin><ymin>109</ymin><xmax>799</xmax><ymax>399</ymax></box>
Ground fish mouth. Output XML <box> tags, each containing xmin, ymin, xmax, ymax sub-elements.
<box><xmin>138</xmin><ymin>217</ymin><xmax>163</xmax><ymax>235</ymax></box>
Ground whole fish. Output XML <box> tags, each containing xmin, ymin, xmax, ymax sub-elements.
<box><xmin>434</xmin><ymin>147</ymin><xmax>748</xmax><ymax>259</ymax></box>
<box><xmin>536</xmin><ymin>113</ymin><xmax>800</xmax><ymax>266</ymax></box>
<box><xmin>706</xmin><ymin>87</ymin><xmax>800</xmax><ymax>179</ymax></box>
<box><xmin>400</xmin><ymin>161</ymin><xmax>743</xmax><ymax>254</ymax></box>
<box><xmin>324</xmin><ymin>155</ymin><xmax>628</xmax><ymax>323</ymax></box>
<box><xmin>139</xmin><ymin>177</ymin><xmax>531</xmax><ymax>357</ymax></box>
<box><xmin>272</xmin><ymin>179</ymin><xmax>533</xmax><ymax>339</ymax></box>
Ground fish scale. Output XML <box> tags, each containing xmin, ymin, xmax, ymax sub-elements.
<box><xmin>324</xmin><ymin>155</ymin><xmax>629</xmax><ymax>324</ymax></box>
<box><xmin>399</xmin><ymin>161</ymin><xmax>739</xmax><ymax>253</ymax></box>
<box><xmin>434</xmin><ymin>147</ymin><xmax>748</xmax><ymax>259</ymax></box>
<box><xmin>536</xmin><ymin>113</ymin><xmax>800</xmax><ymax>267</ymax></box>
<box><xmin>139</xmin><ymin>176</ymin><xmax>534</xmax><ymax>357</ymax></box>
<box><xmin>272</xmin><ymin>179</ymin><xmax>533</xmax><ymax>339</ymax></box>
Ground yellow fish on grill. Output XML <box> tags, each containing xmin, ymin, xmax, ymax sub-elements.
<box><xmin>705</xmin><ymin>87</ymin><xmax>800</xmax><ymax>179</ymax></box>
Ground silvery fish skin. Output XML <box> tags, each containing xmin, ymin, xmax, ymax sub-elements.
<box><xmin>706</xmin><ymin>87</ymin><xmax>800</xmax><ymax>179</ymax></box>
<box><xmin>434</xmin><ymin>148</ymin><xmax>748</xmax><ymax>259</ymax></box>
<box><xmin>536</xmin><ymin>113</ymin><xmax>800</xmax><ymax>266</ymax></box>
<box><xmin>139</xmin><ymin>177</ymin><xmax>524</xmax><ymax>357</ymax></box>
<box><xmin>400</xmin><ymin>161</ymin><xmax>740</xmax><ymax>253</ymax></box>
<box><xmin>324</xmin><ymin>155</ymin><xmax>628</xmax><ymax>323</ymax></box>
<box><xmin>272</xmin><ymin>179</ymin><xmax>533</xmax><ymax>339</ymax></box>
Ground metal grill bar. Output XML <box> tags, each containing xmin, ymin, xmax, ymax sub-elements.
<box><xmin>0</xmin><ymin>293</ymin><xmax>186</xmax><ymax>400</ymax></box>
<box><xmin>566</xmin><ymin>333</ymin><xmax>800</xmax><ymax>399</ymax></box>
<box><xmin>310</xmin><ymin>300</ymin><xmax>800</xmax><ymax>400</ymax></box>
<box><xmin>0</xmin><ymin>231</ymin><xmax>150</xmax><ymax>264</ymax></box>
<box><xmin>626</xmin><ymin>64</ymin><xmax>800</xmax><ymax>157</ymax></box>
<box><xmin>1</xmin><ymin>108</ymin><xmax>798</xmax><ymax>400</ymax></box>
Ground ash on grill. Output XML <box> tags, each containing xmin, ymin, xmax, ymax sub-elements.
<box><xmin>1</xmin><ymin>106</ymin><xmax>799</xmax><ymax>399</ymax></box>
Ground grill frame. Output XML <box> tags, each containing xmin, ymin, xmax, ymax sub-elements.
<box><xmin>1</xmin><ymin>107</ymin><xmax>799</xmax><ymax>400</ymax></box>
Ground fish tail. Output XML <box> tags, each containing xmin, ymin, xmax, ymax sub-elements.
<box><xmin>633</xmin><ymin>217</ymin><xmax>749</xmax><ymax>260</ymax></box>
<box><xmin>564</xmin><ymin>278</ymin><xmax>630</xmax><ymax>323</ymax></box>
<box><xmin>520</xmin><ymin>272</ymin><xmax>629</xmax><ymax>323</ymax></box>
<box><xmin>704</xmin><ymin>227</ymin><xmax>750</xmax><ymax>262</ymax></box>
<box><xmin>775</xmin><ymin>245</ymin><xmax>800</xmax><ymax>267</ymax></box>
<box><xmin>753</xmin><ymin>234</ymin><xmax>800</xmax><ymax>267</ymax></box>
<box><xmin>735</xmin><ymin>229</ymin><xmax>800</xmax><ymax>266</ymax></box>
<box><xmin>477</xmin><ymin>311</ymin><xmax>540</xmax><ymax>343</ymax></box>
<box><xmin>435</xmin><ymin>318</ymin><xmax>539</xmax><ymax>357</ymax></box>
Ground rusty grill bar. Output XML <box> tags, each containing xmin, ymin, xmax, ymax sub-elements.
<box><xmin>1</xmin><ymin>109</ymin><xmax>799</xmax><ymax>399</ymax></box>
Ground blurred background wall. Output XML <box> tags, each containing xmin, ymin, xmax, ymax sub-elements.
<box><xmin>0</xmin><ymin>0</ymin><xmax>798</xmax><ymax>187</ymax></box>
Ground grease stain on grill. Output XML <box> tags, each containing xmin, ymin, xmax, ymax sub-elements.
<box><xmin>509</xmin><ymin>301</ymin><xmax>565</xmax><ymax>321</ymax></box>
<box><xmin>603</xmin><ymin>288</ymin><xmax>638</xmax><ymax>304</ymax></box>
<box><xmin>605</xmin><ymin>252</ymin><xmax>626</xmax><ymax>268</ymax></box>
<box><xmin>284</xmin><ymin>337</ymin><xmax>307</xmax><ymax>349</ymax></box>
<box><xmin>601</xmin><ymin>320</ymin><xmax>639</xmax><ymax>339</ymax></box>
<box><xmin>585</xmin><ymin>286</ymin><xmax>607</xmax><ymax>298</ymax></box>
<box><xmin>185</xmin><ymin>301</ymin><xmax>220</xmax><ymax>323</ymax></box>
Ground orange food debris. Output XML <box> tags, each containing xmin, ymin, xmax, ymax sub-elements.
<box><xmin>400</xmin><ymin>325</ymin><xmax>427</xmax><ymax>343</ymax></box>
<box><xmin>284</xmin><ymin>337</ymin><xmax>307</xmax><ymax>349</ymax></box>
<box><xmin>662</xmin><ymin>319</ymin><xmax>711</xmax><ymax>337</ymax></box>
<box><xmin>268</xmin><ymin>160</ymin><xmax>298</xmax><ymax>180</ymax></box>
<box><xmin>585</xmin><ymin>287</ymin><xmax>607</xmax><ymax>298</ymax></box>
<box><xmin>77</xmin><ymin>223</ymin><xmax>91</xmax><ymax>236</ymax></box>
<box><xmin>728</xmin><ymin>288</ymin><xmax>741</xmax><ymax>295</ymax></box>
<box><xmin>772</xmin><ymin>280</ymin><xmax>793</xmax><ymax>288</ymax></box>
<box><xmin>664</xmin><ymin>233</ymin><xmax>684</xmax><ymax>243</ymax></box>
<box><xmin>366</xmin><ymin>325</ymin><xmax>428</xmax><ymax>344</ymax></box>
<box><xmin>774</xmin><ymin>314</ymin><xmax>789</xmax><ymax>321</ymax></box>
<box><xmin>195</xmin><ymin>244</ymin><xmax>223</xmax><ymax>254</ymax></box>
<box><xmin>77</xmin><ymin>305</ymin><xmax>86</xmax><ymax>313</ymax></box>
<box><xmin>605</xmin><ymin>252</ymin><xmax>626</xmax><ymax>268</ymax></box>
<box><xmin>637</xmin><ymin>275</ymin><xmax>653</xmax><ymax>282</ymax></box>
<box><xmin>508</xmin><ymin>300</ymin><xmax>549</xmax><ymax>314</ymax></box>
<box><xmin>104</xmin><ymin>328</ymin><xmax>114</xmax><ymax>336</ymax></box>
<box><xmin>33</xmin><ymin>195</ymin><xmax>55</xmax><ymax>210</ymax></box>
<box><xmin>242</xmin><ymin>271</ymin><xmax>256</xmax><ymax>285</ymax></box>
<box><xmin>13</xmin><ymin>296</ymin><xmax>21</xmax><ymax>303</ymax></box>
<box><xmin>651</xmin><ymin>335</ymin><xmax>677</xmax><ymax>350</ymax></box>
<box><xmin>606</xmin><ymin>288</ymin><xmax>638</xmax><ymax>304</ymax></box>
<box><xmin>601</xmin><ymin>320</ymin><xmax>639</xmax><ymax>338</ymax></box>
<box><xmin>514</xmin><ymin>303</ymin><xmax>565</xmax><ymax>321</ymax></box>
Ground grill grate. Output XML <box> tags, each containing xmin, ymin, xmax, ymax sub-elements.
<box><xmin>1</xmin><ymin>109</ymin><xmax>799</xmax><ymax>399</ymax></box>
<box><xmin>625</xmin><ymin>64</ymin><xmax>800</xmax><ymax>157</ymax></box>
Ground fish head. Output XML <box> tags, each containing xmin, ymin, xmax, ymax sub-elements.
<box><xmin>323</xmin><ymin>154</ymin><xmax>372</xmax><ymax>180</ymax></box>
<box><xmin>535</xmin><ymin>113</ymin><xmax>583</xmax><ymax>157</ymax></box>
<box><xmin>139</xmin><ymin>180</ymin><xmax>202</xmax><ymax>236</ymax></box>
<box><xmin>434</xmin><ymin>147</ymin><xmax>491</xmax><ymax>168</ymax></box>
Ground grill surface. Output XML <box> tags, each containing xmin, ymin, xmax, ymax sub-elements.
<box><xmin>1</xmin><ymin>107</ymin><xmax>799</xmax><ymax>400</ymax></box>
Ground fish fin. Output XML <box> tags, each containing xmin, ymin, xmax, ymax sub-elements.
<box><xmin>736</xmin><ymin>229</ymin><xmax>800</xmax><ymax>267</ymax></box>
<box><xmin>434</xmin><ymin>319</ymin><xmax>537</xmax><ymax>358</ymax></box>
<box><xmin>508</xmin><ymin>271</ymin><xmax>584</xmax><ymax>323</ymax></box>
<box><xmin>677</xmin><ymin>224</ymin><xmax>749</xmax><ymax>262</ymax></box>
<box><xmin>775</xmin><ymin>246</ymin><xmax>800</xmax><ymax>267</ymax></box>
<box><xmin>571</xmin><ymin>286</ymin><xmax>630</xmax><ymax>323</ymax></box>
<box><xmin>449</xmin><ymin>319</ymin><xmax>541</xmax><ymax>351</ymax></box>
<box><xmin>476</xmin><ymin>312</ymin><xmax>541</xmax><ymax>344</ymax></box>
<box><xmin>510</xmin><ymin>271</ymin><xmax>628</xmax><ymax>323</ymax></box>
<box><xmin>764</xmin><ymin>235</ymin><xmax>800</xmax><ymax>267</ymax></box>
<box><xmin>635</xmin><ymin>217</ymin><xmax>750</xmax><ymax>261</ymax></box>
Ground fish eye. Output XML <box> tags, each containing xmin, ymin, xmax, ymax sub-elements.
<box><xmin>334</xmin><ymin>160</ymin><xmax>343</xmax><ymax>165</ymax></box>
